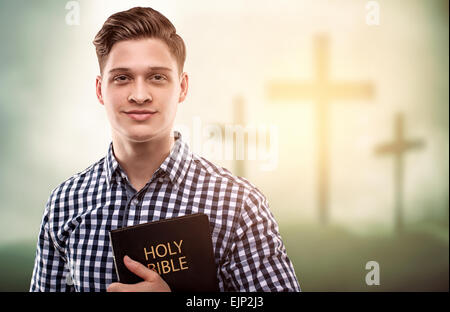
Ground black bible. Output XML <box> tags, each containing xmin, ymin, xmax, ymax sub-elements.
<box><xmin>109</xmin><ymin>213</ymin><xmax>219</xmax><ymax>292</ymax></box>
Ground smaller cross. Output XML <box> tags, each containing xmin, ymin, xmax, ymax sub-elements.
<box><xmin>375</xmin><ymin>113</ymin><xmax>425</xmax><ymax>234</ymax></box>
<box><xmin>209</xmin><ymin>96</ymin><xmax>265</xmax><ymax>178</ymax></box>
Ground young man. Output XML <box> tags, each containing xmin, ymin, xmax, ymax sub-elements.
<box><xmin>30</xmin><ymin>7</ymin><xmax>300</xmax><ymax>292</ymax></box>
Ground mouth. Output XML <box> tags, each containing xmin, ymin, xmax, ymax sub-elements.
<box><xmin>124</xmin><ymin>110</ymin><xmax>157</xmax><ymax>121</ymax></box>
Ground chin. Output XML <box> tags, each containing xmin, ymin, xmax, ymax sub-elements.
<box><xmin>126</xmin><ymin>134</ymin><xmax>155</xmax><ymax>143</ymax></box>
<box><xmin>125</xmin><ymin>129</ymin><xmax>164</xmax><ymax>143</ymax></box>
<box><xmin>114</xmin><ymin>123</ymin><xmax>169</xmax><ymax>143</ymax></box>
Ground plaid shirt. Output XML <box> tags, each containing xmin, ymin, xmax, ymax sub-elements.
<box><xmin>30</xmin><ymin>130</ymin><xmax>300</xmax><ymax>292</ymax></box>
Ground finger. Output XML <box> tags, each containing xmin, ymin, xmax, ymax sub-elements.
<box><xmin>107</xmin><ymin>282</ymin><xmax>125</xmax><ymax>292</ymax></box>
<box><xmin>107</xmin><ymin>281</ymin><xmax>168</xmax><ymax>292</ymax></box>
<box><xmin>107</xmin><ymin>282</ymin><xmax>140</xmax><ymax>292</ymax></box>
<box><xmin>123</xmin><ymin>255</ymin><xmax>160</xmax><ymax>282</ymax></box>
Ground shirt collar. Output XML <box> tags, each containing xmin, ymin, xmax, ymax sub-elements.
<box><xmin>104</xmin><ymin>130</ymin><xmax>192</xmax><ymax>190</ymax></box>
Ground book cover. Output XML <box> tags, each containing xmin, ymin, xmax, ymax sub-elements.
<box><xmin>109</xmin><ymin>213</ymin><xmax>219</xmax><ymax>292</ymax></box>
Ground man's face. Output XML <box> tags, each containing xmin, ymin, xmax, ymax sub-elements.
<box><xmin>96</xmin><ymin>38</ymin><xmax>188</xmax><ymax>143</ymax></box>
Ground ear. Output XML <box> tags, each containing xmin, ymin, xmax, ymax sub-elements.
<box><xmin>178</xmin><ymin>72</ymin><xmax>189</xmax><ymax>103</ymax></box>
<box><xmin>96</xmin><ymin>75</ymin><xmax>104</xmax><ymax>105</ymax></box>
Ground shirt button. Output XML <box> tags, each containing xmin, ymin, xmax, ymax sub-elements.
<box><xmin>158</xmin><ymin>178</ymin><xmax>164</xmax><ymax>182</ymax></box>
<box><xmin>132</xmin><ymin>198</ymin><xmax>139</xmax><ymax>205</ymax></box>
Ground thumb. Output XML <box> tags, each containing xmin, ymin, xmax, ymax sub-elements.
<box><xmin>123</xmin><ymin>255</ymin><xmax>160</xmax><ymax>282</ymax></box>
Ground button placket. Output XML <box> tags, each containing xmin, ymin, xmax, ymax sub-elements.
<box><xmin>120</xmin><ymin>180</ymin><xmax>142</xmax><ymax>228</ymax></box>
<box><xmin>132</xmin><ymin>184</ymin><xmax>152</xmax><ymax>225</ymax></box>
<box><xmin>120</xmin><ymin>174</ymin><xmax>157</xmax><ymax>227</ymax></box>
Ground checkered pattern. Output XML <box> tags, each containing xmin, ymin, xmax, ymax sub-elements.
<box><xmin>30</xmin><ymin>130</ymin><xmax>300</xmax><ymax>292</ymax></box>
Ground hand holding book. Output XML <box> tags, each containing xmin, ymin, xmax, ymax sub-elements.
<box><xmin>107</xmin><ymin>255</ymin><xmax>171</xmax><ymax>292</ymax></box>
<box><xmin>108</xmin><ymin>213</ymin><xmax>219</xmax><ymax>292</ymax></box>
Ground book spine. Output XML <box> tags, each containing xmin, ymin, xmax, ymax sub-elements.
<box><xmin>108</xmin><ymin>231</ymin><xmax>121</xmax><ymax>283</ymax></box>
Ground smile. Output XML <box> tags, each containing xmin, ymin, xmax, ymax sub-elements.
<box><xmin>125</xmin><ymin>112</ymin><xmax>156</xmax><ymax>121</ymax></box>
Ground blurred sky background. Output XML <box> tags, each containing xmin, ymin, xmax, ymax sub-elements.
<box><xmin>0</xmin><ymin>0</ymin><xmax>448</xmax><ymax>291</ymax></box>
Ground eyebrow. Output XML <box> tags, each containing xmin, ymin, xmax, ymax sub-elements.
<box><xmin>108</xmin><ymin>66</ymin><xmax>173</xmax><ymax>75</ymax></box>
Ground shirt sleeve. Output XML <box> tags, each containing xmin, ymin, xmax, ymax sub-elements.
<box><xmin>221</xmin><ymin>191</ymin><xmax>301</xmax><ymax>292</ymax></box>
<box><xmin>29</xmin><ymin>195</ymin><xmax>74</xmax><ymax>292</ymax></box>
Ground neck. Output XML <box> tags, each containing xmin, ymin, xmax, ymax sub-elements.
<box><xmin>111</xmin><ymin>131</ymin><xmax>175</xmax><ymax>191</ymax></box>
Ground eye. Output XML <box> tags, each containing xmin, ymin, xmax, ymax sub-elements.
<box><xmin>113</xmin><ymin>75</ymin><xmax>130</xmax><ymax>82</ymax></box>
<box><xmin>151</xmin><ymin>74</ymin><xmax>167</xmax><ymax>82</ymax></box>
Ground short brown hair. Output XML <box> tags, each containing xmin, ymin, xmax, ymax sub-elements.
<box><xmin>93</xmin><ymin>7</ymin><xmax>186</xmax><ymax>75</ymax></box>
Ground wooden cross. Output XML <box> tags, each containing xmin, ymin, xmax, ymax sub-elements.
<box><xmin>267</xmin><ymin>34</ymin><xmax>375</xmax><ymax>225</ymax></box>
<box><xmin>375</xmin><ymin>113</ymin><xmax>425</xmax><ymax>234</ymax></box>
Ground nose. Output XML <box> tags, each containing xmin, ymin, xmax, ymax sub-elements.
<box><xmin>128</xmin><ymin>78</ymin><xmax>152</xmax><ymax>104</ymax></box>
